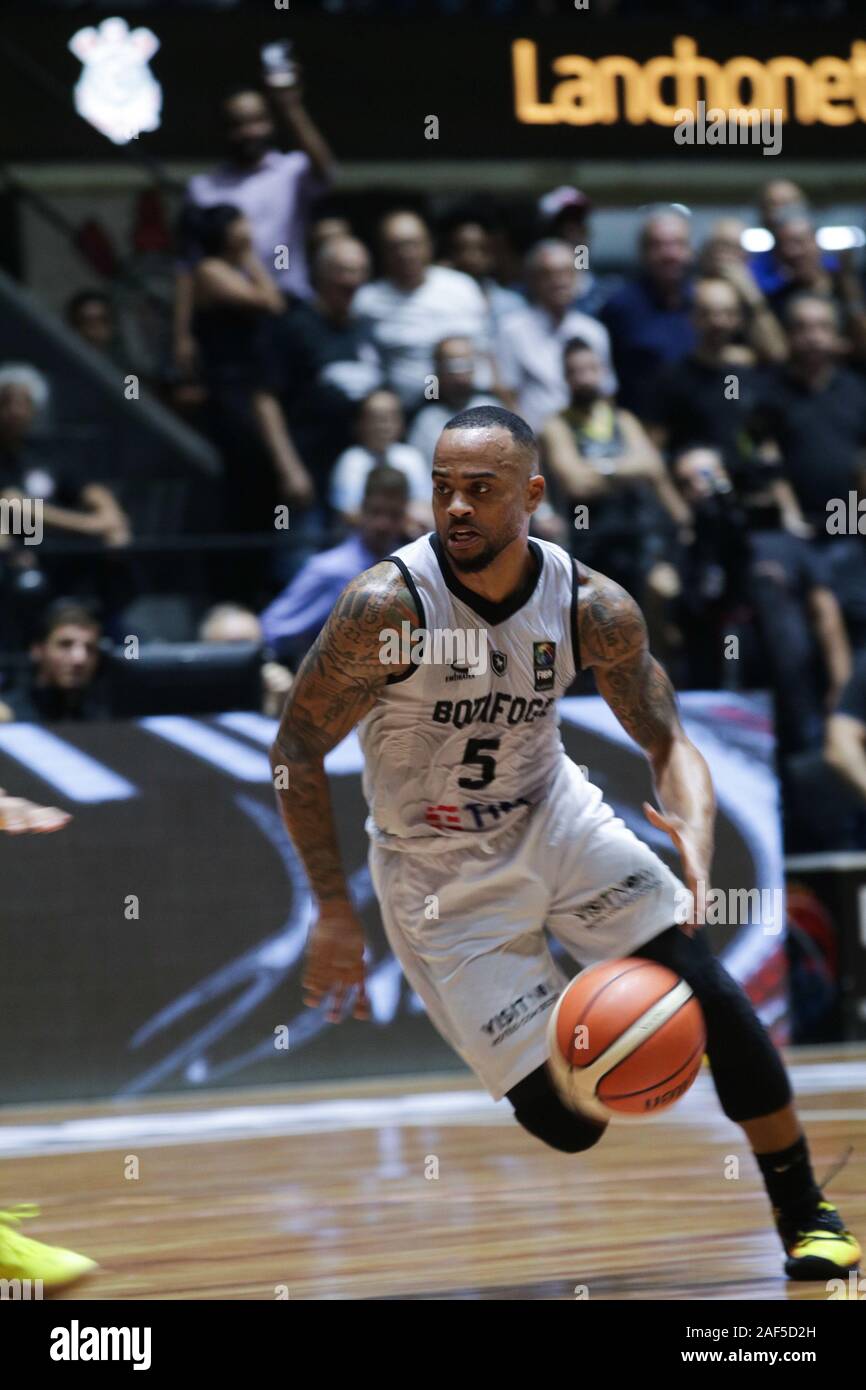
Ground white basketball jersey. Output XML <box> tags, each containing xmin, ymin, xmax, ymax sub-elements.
<box><xmin>359</xmin><ymin>532</ymin><xmax>592</xmax><ymax>850</ymax></box>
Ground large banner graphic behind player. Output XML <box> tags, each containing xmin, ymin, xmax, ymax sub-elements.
<box><xmin>0</xmin><ymin>693</ymin><xmax>783</xmax><ymax>1104</ymax></box>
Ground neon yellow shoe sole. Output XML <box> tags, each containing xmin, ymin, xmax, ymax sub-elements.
<box><xmin>0</xmin><ymin>1205</ymin><xmax>97</xmax><ymax>1294</ymax></box>
<box><xmin>779</xmin><ymin>1200</ymin><xmax>862</xmax><ymax>1281</ymax></box>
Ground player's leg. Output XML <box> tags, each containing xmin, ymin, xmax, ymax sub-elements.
<box><xmin>541</xmin><ymin>768</ymin><xmax>860</xmax><ymax>1278</ymax></box>
<box><xmin>369</xmin><ymin>827</ymin><xmax>602</xmax><ymax>1153</ymax></box>
<box><xmin>635</xmin><ymin>925</ymin><xmax>861</xmax><ymax>1280</ymax></box>
<box><xmin>506</xmin><ymin>1063</ymin><xmax>607</xmax><ymax>1153</ymax></box>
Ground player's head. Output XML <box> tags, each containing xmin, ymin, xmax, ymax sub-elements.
<box><xmin>432</xmin><ymin>405</ymin><xmax>544</xmax><ymax>574</ymax></box>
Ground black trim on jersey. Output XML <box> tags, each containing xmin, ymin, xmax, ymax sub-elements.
<box><xmin>381</xmin><ymin>554</ymin><xmax>425</xmax><ymax>684</ymax></box>
<box><xmin>428</xmin><ymin>533</ymin><xmax>544</xmax><ymax>626</ymax></box>
<box><xmin>571</xmin><ymin>556</ymin><xmax>582</xmax><ymax>673</ymax></box>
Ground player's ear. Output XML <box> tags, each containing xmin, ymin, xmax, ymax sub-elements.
<box><xmin>526</xmin><ymin>472</ymin><xmax>545</xmax><ymax>512</ymax></box>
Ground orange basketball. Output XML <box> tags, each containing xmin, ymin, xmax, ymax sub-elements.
<box><xmin>546</xmin><ymin>958</ymin><xmax>706</xmax><ymax>1124</ymax></box>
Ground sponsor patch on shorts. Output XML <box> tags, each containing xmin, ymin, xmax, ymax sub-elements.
<box><xmin>570</xmin><ymin>867</ymin><xmax>662</xmax><ymax>928</ymax></box>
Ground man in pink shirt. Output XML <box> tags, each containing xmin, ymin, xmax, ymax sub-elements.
<box><xmin>174</xmin><ymin>51</ymin><xmax>335</xmax><ymax>377</ymax></box>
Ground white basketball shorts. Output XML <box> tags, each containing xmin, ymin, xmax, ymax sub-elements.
<box><xmin>369</xmin><ymin>756</ymin><xmax>684</xmax><ymax>1100</ymax></box>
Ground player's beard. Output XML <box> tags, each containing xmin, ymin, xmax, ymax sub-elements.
<box><xmin>448</xmin><ymin>537</ymin><xmax>500</xmax><ymax>573</ymax></box>
<box><xmin>445</xmin><ymin>519</ymin><xmax>523</xmax><ymax>574</ymax></box>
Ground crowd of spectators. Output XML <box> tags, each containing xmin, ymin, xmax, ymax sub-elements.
<box><xmin>2</xmin><ymin>63</ymin><xmax>866</xmax><ymax>856</ymax></box>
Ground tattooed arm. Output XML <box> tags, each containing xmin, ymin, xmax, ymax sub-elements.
<box><xmin>578</xmin><ymin>567</ymin><xmax>715</xmax><ymax>927</ymax></box>
<box><xmin>269</xmin><ymin>562</ymin><xmax>418</xmax><ymax>1018</ymax></box>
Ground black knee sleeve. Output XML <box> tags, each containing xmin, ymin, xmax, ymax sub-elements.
<box><xmin>507</xmin><ymin>1064</ymin><xmax>607</xmax><ymax>1153</ymax></box>
<box><xmin>636</xmin><ymin>926</ymin><xmax>791</xmax><ymax>1123</ymax></box>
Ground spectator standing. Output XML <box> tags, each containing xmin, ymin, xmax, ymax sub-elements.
<box><xmin>174</xmin><ymin>52</ymin><xmax>334</xmax><ymax>377</ymax></box>
<box><xmin>189</xmin><ymin>206</ymin><xmax>312</xmax><ymax>530</ymax></box>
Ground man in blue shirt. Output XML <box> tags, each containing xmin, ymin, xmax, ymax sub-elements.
<box><xmin>600</xmin><ymin>209</ymin><xmax>697</xmax><ymax>418</ymax></box>
<box><xmin>260</xmin><ymin>465</ymin><xmax>410</xmax><ymax>666</ymax></box>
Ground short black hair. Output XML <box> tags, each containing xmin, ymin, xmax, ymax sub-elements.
<box><xmin>362</xmin><ymin>465</ymin><xmax>410</xmax><ymax>507</ymax></box>
<box><xmin>442</xmin><ymin>404</ymin><xmax>536</xmax><ymax>453</ymax></box>
<box><xmin>562</xmin><ymin>336</ymin><xmax>594</xmax><ymax>362</ymax></box>
<box><xmin>181</xmin><ymin>203</ymin><xmax>244</xmax><ymax>258</ymax></box>
<box><xmin>36</xmin><ymin>599</ymin><xmax>102</xmax><ymax>643</ymax></box>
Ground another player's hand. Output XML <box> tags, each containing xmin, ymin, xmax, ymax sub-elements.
<box><xmin>302</xmin><ymin>903</ymin><xmax>370</xmax><ymax>1022</ymax></box>
<box><xmin>642</xmin><ymin>802</ymin><xmax>708</xmax><ymax>935</ymax></box>
<box><xmin>0</xmin><ymin>790</ymin><xmax>70</xmax><ymax>834</ymax></box>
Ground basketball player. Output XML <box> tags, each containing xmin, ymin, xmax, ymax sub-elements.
<box><xmin>270</xmin><ymin>405</ymin><xmax>860</xmax><ymax>1281</ymax></box>
<box><xmin>0</xmin><ymin>790</ymin><xmax>97</xmax><ymax>1292</ymax></box>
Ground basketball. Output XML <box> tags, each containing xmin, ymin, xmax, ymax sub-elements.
<box><xmin>547</xmin><ymin>959</ymin><xmax>707</xmax><ymax>1125</ymax></box>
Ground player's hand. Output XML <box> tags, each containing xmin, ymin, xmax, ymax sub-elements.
<box><xmin>0</xmin><ymin>791</ymin><xmax>70</xmax><ymax>834</ymax></box>
<box><xmin>642</xmin><ymin>802</ymin><xmax>708</xmax><ymax>935</ymax></box>
<box><xmin>302</xmin><ymin>903</ymin><xmax>370</xmax><ymax>1022</ymax></box>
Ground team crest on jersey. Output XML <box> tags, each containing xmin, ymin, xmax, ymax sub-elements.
<box><xmin>491</xmin><ymin>650</ymin><xmax>508</xmax><ymax>676</ymax></box>
<box><xmin>533</xmin><ymin>640</ymin><xmax>556</xmax><ymax>691</ymax></box>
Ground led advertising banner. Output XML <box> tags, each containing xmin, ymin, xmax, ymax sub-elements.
<box><xmin>2</xmin><ymin>13</ymin><xmax>866</xmax><ymax>161</ymax></box>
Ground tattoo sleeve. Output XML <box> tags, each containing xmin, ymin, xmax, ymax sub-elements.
<box><xmin>269</xmin><ymin>562</ymin><xmax>418</xmax><ymax>906</ymax></box>
<box><xmin>578</xmin><ymin>567</ymin><xmax>715</xmax><ymax>863</ymax></box>
<box><xmin>578</xmin><ymin>569</ymin><xmax>681</xmax><ymax>758</ymax></box>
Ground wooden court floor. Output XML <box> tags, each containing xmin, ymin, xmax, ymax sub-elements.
<box><xmin>0</xmin><ymin>1046</ymin><xmax>863</xmax><ymax>1301</ymax></box>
